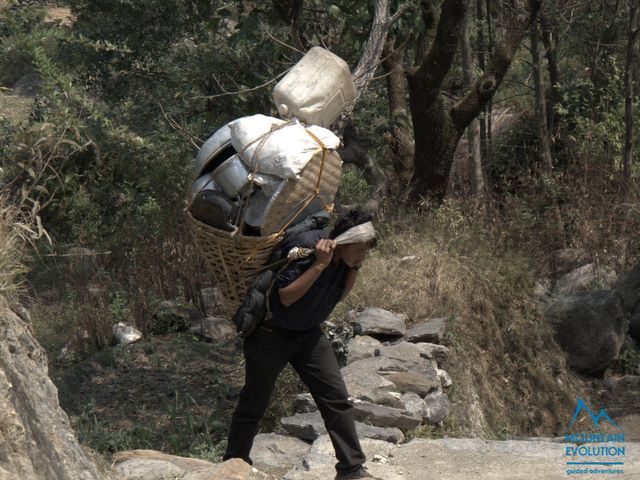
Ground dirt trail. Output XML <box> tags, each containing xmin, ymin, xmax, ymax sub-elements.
<box><xmin>285</xmin><ymin>437</ymin><xmax>639</xmax><ymax>480</ymax></box>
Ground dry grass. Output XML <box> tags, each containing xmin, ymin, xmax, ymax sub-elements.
<box><xmin>337</xmin><ymin>199</ymin><xmax>592</xmax><ymax>439</ymax></box>
<box><xmin>0</xmin><ymin>201</ymin><xmax>26</xmax><ymax>304</ymax></box>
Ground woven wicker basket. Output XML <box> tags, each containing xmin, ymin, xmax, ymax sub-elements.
<box><xmin>190</xmin><ymin>131</ymin><xmax>343</xmax><ymax>316</ymax></box>
<box><xmin>190</xmin><ymin>215</ymin><xmax>285</xmax><ymax>315</ymax></box>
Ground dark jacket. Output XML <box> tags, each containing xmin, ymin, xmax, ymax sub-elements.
<box><xmin>232</xmin><ymin>212</ymin><xmax>334</xmax><ymax>337</ymax></box>
<box><xmin>267</xmin><ymin>228</ymin><xmax>349</xmax><ymax>331</ymax></box>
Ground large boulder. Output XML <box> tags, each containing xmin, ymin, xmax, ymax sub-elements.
<box><xmin>190</xmin><ymin>316</ymin><xmax>236</xmax><ymax>341</ymax></box>
<box><xmin>112</xmin><ymin>450</ymin><xmax>214</xmax><ymax>479</ymax></box>
<box><xmin>544</xmin><ymin>290</ymin><xmax>627</xmax><ymax>376</ymax></box>
<box><xmin>553</xmin><ymin>263</ymin><xmax>617</xmax><ymax>296</ymax></box>
<box><xmin>0</xmin><ymin>304</ymin><xmax>118</xmax><ymax>480</ymax></box>
<box><xmin>631</xmin><ymin>304</ymin><xmax>640</xmax><ymax>343</ymax></box>
<box><xmin>613</xmin><ymin>262</ymin><xmax>640</xmax><ymax>314</ymax></box>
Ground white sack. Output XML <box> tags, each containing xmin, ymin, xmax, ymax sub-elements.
<box><xmin>229</xmin><ymin>114</ymin><xmax>340</xmax><ymax>179</ymax></box>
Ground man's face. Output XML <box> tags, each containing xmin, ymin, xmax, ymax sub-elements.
<box><xmin>339</xmin><ymin>242</ymin><xmax>369</xmax><ymax>268</ymax></box>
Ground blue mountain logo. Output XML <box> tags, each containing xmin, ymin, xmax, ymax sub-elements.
<box><xmin>566</xmin><ymin>398</ymin><xmax>622</xmax><ymax>431</ymax></box>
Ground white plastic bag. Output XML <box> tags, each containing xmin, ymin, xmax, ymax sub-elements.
<box><xmin>229</xmin><ymin>114</ymin><xmax>340</xmax><ymax>179</ymax></box>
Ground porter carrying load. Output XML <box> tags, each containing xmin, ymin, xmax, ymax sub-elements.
<box><xmin>188</xmin><ymin>47</ymin><xmax>356</xmax><ymax>317</ymax></box>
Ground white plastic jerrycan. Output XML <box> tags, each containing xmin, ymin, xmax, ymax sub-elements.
<box><xmin>272</xmin><ymin>46</ymin><xmax>356</xmax><ymax>127</ymax></box>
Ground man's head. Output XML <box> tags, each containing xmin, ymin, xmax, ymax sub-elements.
<box><xmin>329</xmin><ymin>205</ymin><xmax>377</xmax><ymax>268</ymax></box>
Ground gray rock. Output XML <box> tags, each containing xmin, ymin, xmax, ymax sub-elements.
<box><xmin>553</xmin><ymin>263</ymin><xmax>617</xmax><ymax>296</ymax></box>
<box><xmin>294</xmin><ymin>393</ymin><xmax>317</xmax><ymax>413</ymax></box>
<box><xmin>533</xmin><ymin>279</ymin><xmax>553</xmax><ymax>304</ymax></box>
<box><xmin>437</xmin><ymin>368</ymin><xmax>452</xmax><ymax>388</ymax></box>
<box><xmin>423</xmin><ymin>390</ymin><xmax>451</xmax><ymax>424</ymax></box>
<box><xmin>631</xmin><ymin>303</ymin><xmax>640</xmax><ymax>343</ymax></box>
<box><xmin>414</xmin><ymin>342</ymin><xmax>449</xmax><ymax>364</ymax></box>
<box><xmin>346</xmin><ymin>335</ymin><xmax>382</xmax><ymax>364</ymax></box>
<box><xmin>112</xmin><ymin>450</ymin><xmax>213</xmax><ymax>475</ymax></box>
<box><xmin>112</xmin><ymin>322</ymin><xmax>142</xmax><ymax>345</ymax></box>
<box><xmin>1</xmin><ymin>304</ymin><xmax>118</xmax><ymax>480</ymax></box>
<box><xmin>301</xmin><ymin>435</ymin><xmax>397</xmax><ymax>471</ymax></box>
<box><xmin>356</xmin><ymin>423</ymin><xmax>404</xmax><ymax>444</ymax></box>
<box><xmin>351</xmin><ymin>307</ymin><xmax>407</xmax><ymax>338</ymax></box>
<box><xmin>399</xmin><ymin>392</ymin><xmax>426</xmax><ymax>418</ymax></box>
<box><xmin>115</xmin><ymin>458</ymin><xmax>186</xmax><ymax>479</ymax></box>
<box><xmin>381</xmin><ymin>371</ymin><xmax>441</xmax><ymax>396</ymax></box>
<box><xmin>374</xmin><ymin>341</ymin><xmax>433</xmax><ymax>363</ymax></box>
<box><xmin>340</xmin><ymin>357</ymin><xmax>398</xmax><ymax>403</ymax></box>
<box><xmin>250</xmin><ymin>433</ymin><xmax>311</xmax><ymax>476</ymax></box>
<box><xmin>280</xmin><ymin>411</ymin><xmax>404</xmax><ymax>443</ymax></box>
<box><xmin>190</xmin><ymin>316</ymin><xmax>235</xmax><ymax>341</ymax></box>
<box><xmin>350</xmin><ymin>398</ymin><xmax>422</xmax><ymax>429</ymax></box>
<box><xmin>544</xmin><ymin>290</ymin><xmax>627</xmax><ymax>375</ymax></box>
<box><xmin>152</xmin><ymin>300</ymin><xmax>204</xmax><ymax>334</ymax></box>
<box><xmin>183</xmin><ymin>458</ymin><xmax>275</xmax><ymax>479</ymax></box>
<box><xmin>281</xmin><ymin>412</ymin><xmax>326</xmax><ymax>441</ymax></box>
<box><xmin>405</xmin><ymin>317</ymin><xmax>449</xmax><ymax>344</ymax></box>
<box><xmin>344</xmin><ymin>355</ymin><xmax>437</xmax><ymax>381</ymax></box>
<box><xmin>613</xmin><ymin>262</ymin><xmax>640</xmax><ymax>313</ymax></box>
<box><xmin>551</xmin><ymin>248</ymin><xmax>590</xmax><ymax>275</ymax></box>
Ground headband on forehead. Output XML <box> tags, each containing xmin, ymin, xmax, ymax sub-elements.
<box><xmin>285</xmin><ymin>221</ymin><xmax>377</xmax><ymax>261</ymax></box>
<box><xmin>332</xmin><ymin>221</ymin><xmax>376</xmax><ymax>245</ymax></box>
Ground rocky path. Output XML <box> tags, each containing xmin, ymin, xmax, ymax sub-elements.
<box><xmin>283</xmin><ymin>436</ymin><xmax>640</xmax><ymax>480</ymax></box>
<box><xmin>112</xmin><ymin>436</ymin><xmax>640</xmax><ymax>480</ymax></box>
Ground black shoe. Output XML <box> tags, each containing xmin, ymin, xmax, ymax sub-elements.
<box><xmin>335</xmin><ymin>466</ymin><xmax>383</xmax><ymax>480</ymax></box>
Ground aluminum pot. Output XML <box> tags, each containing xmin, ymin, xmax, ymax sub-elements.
<box><xmin>212</xmin><ymin>154</ymin><xmax>251</xmax><ymax>198</ymax></box>
<box><xmin>189</xmin><ymin>173</ymin><xmax>220</xmax><ymax>203</ymax></box>
<box><xmin>195</xmin><ymin>124</ymin><xmax>234</xmax><ymax>177</ymax></box>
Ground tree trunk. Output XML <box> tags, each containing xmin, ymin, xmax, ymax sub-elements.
<box><xmin>450</xmin><ymin>12</ymin><xmax>485</xmax><ymax>197</ymax></box>
<box><xmin>530</xmin><ymin>21</ymin><xmax>554</xmax><ymax>170</ymax></box>
<box><xmin>408</xmin><ymin>0</ymin><xmax>542</xmax><ymax>202</ymax></box>
<box><xmin>623</xmin><ymin>0</ymin><xmax>640</xmax><ymax>194</ymax></box>
<box><xmin>382</xmin><ymin>36</ymin><xmax>415</xmax><ymax>194</ymax></box>
<box><xmin>540</xmin><ymin>8</ymin><xmax>560</xmax><ymax>133</ymax></box>
<box><xmin>476</xmin><ymin>0</ymin><xmax>488</xmax><ymax>169</ymax></box>
<box><xmin>531</xmin><ymin>19</ymin><xmax>567</xmax><ymax>248</ymax></box>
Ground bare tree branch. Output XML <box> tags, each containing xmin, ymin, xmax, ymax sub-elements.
<box><xmin>351</xmin><ymin>1</ymin><xmax>414</xmax><ymax>100</ymax></box>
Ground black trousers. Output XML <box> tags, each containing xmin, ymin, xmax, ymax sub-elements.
<box><xmin>223</xmin><ymin>324</ymin><xmax>366</xmax><ymax>474</ymax></box>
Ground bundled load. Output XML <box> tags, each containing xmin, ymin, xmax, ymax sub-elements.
<box><xmin>188</xmin><ymin>47</ymin><xmax>356</xmax><ymax>316</ymax></box>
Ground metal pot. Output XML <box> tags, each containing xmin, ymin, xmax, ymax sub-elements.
<box><xmin>189</xmin><ymin>173</ymin><xmax>220</xmax><ymax>203</ymax></box>
<box><xmin>195</xmin><ymin>124</ymin><xmax>235</xmax><ymax>177</ymax></box>
<box><xmin>212</xmin><ymin>154</ymin><xmax>251</xmax><ymax>198</ymax></box>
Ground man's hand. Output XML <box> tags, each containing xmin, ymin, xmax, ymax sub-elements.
<box><xmin>313</xmin><ymin>239</ymin><xmax>336</xmax><ymax>269</ymax></box>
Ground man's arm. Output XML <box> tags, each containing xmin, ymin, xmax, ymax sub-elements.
<box><xmin>278</xmin><ymin>239</ymin><xmax>336</xmax><ymax>307</ymax></box>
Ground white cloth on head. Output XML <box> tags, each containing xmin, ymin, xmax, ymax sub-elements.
<box><xmin>332</xmin><ymin>221</ymin><xmax>376</xmax><ymax>245</ymax></box>
<box><xmin>286</xmin><ymin>221</ymin><xmax>376</xmax><ymax>260</ymax></box>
